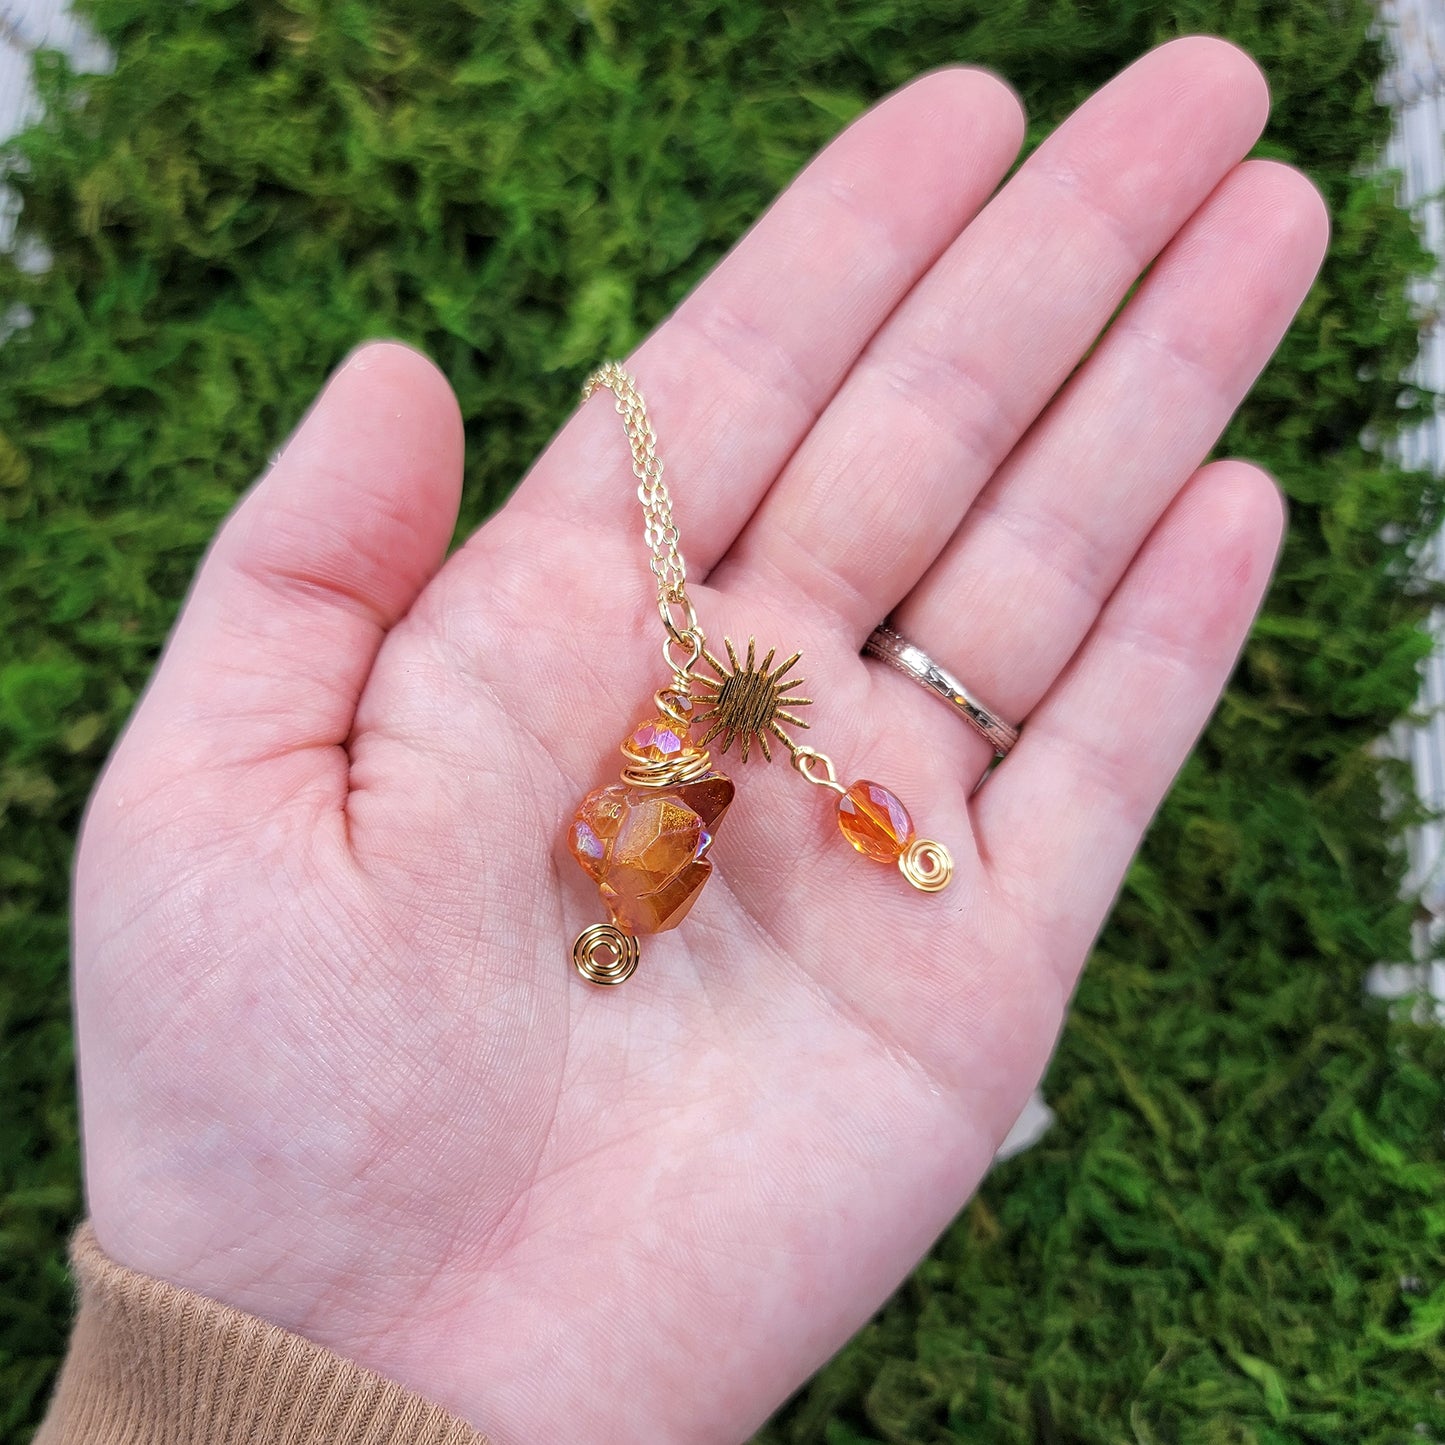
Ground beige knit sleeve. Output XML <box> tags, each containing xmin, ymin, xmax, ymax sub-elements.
<box><xmin>37</xmin><ymin>1223</ymin><xmax>489</xmax><ymax>1445</ymax></box>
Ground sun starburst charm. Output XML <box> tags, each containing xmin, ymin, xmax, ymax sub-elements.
<box><xmin>694</xmin><ymin>637</ymin><xmax>813</xmax><ymax>762</ymax></box>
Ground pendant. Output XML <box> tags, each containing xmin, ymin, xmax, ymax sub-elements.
<box><xmin>567</xmin><ymin>698</ymin><xmax>734</xmax><ymax>985</ymax></box>
<box><xmin>570</xmin><ymin>364</ymin><xmax>953</xmax><ymax>989</ymax></box>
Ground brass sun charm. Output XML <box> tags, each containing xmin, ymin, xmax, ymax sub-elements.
<box><xmin>694</xmin><ymin>637</ymin><xmax>813</xmax><ymax>762</ymax></box>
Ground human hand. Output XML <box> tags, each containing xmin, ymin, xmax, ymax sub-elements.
<box><xmin>73</xmin><ymin>36</ymin><xmax>1327</xmax><ymax>1444</ymax></box>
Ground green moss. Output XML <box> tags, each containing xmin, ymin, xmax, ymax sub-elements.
<box><xmin>3</xmin><ymin>1</ymin><xmax>1442</xmax><ymax>1440</ymax></box>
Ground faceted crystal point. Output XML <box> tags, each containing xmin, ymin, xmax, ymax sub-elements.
<box><xmin>837</xmin><ymin>779</ymin><xmax>915</xmax><ymax>862</ymax></box>
<box><xmin>567</xmin><ymin>771</ymin><xmax>735</xmax><ymax>934</ymax></box>
<box><xmin>568</xmin><ymin>783</ymin><xmax>629</xmax><ymax>883</ymax></box>
<box><xmin>673</xmin><ymin>772</ymin><xmax>734</xmax><ymax>830</ymax></box>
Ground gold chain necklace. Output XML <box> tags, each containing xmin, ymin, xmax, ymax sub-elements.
<box><xmin>566</xmin><ymin>362</ymin><xmax>953</xmax><ymax>985</ymax></box>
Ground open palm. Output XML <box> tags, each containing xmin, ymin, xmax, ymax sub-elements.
<box><xmin>72</xmin><ymin>38</ymin><xmax>1326</xmax><ymax>1445</ymax></box>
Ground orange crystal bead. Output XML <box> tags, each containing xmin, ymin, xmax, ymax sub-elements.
<box><xmin>837</xmin><ymin>779</ymin><xmax>915</xmax><ymax>862</ymax></box>
<box><xmin>626</xmin><ymin>714</ymin><xmax>690</xmax><ymax>762</ymax></box>
<box><xmin>568</xmin><ymin>772</ymin><xmax>734</xmax><ymax>935</ymax></box>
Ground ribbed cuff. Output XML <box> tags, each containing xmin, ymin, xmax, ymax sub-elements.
<box><xmin>37</xmin><ymin>1222</ymin><xmax>488</xmax><ymax>1445</ymax></box>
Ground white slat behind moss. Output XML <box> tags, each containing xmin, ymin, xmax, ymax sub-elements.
<box><xmin>1376</xmin><ymin>0</ymin><xmax>1445</xmax><ymax>1018</ymax></box>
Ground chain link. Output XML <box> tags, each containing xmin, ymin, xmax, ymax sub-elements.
<box><xmin>582</xmin><ymin>361</ymin><xmax>695</xmax><ymax>643</ymax></box>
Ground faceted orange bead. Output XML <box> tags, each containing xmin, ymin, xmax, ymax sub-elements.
<box><xmin>627</xmin><ymin>715</ymin><xmax>690</xmax><ymax>762</ymax></box>
<box><xmin>837</xmin><ymin>779</ymin><xmax>915</xmax><ymax>862</ymax></box>
<box><xmin>567</xmin><ymin>772</ymin><xmax>735</xmax><ymax>934</ymax></box>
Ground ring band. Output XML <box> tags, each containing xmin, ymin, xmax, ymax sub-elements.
<box><xmin>864</xmin><ymin>624</ymin><xmax>1020</xmax><ymax>756</ymax></box>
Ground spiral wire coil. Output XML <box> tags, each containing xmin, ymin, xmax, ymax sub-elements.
<box><xmin>572</xmin><ymin>923</ymin><xmax>641</xmax><ymax>985</ymax></box>
<box><xmin>900</xmin><ymin>838</ymin><xmax>954</xmax><ymax>892</ymax></box>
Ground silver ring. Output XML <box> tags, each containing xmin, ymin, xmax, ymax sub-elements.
<box><xmin>864</xmin><ymin>624</ymin><xmax>1020</xmax><ymax>755</ymax></box>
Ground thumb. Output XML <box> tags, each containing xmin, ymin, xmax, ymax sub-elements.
<box><xmin>107</xmin><ymin>341</ymin><xmax>464</xmax><ymax>818</ymax></box>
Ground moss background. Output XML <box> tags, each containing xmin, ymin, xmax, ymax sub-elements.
<box><xmin>3</xmin><ymin>0</ymin><xmax>1444</xmax><ymax>1440</ymax></box>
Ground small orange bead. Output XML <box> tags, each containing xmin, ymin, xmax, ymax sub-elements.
<box><xmin>627</xmin><ymin>715</ymin><xmax>690</xmax><ymax>762</ymax></box>
<box><xmin>837</xmin><ymin>780</ymin><xmax>915</xmax><ymax>862</ymax></box>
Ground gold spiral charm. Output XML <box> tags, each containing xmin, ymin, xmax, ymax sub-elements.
<box><xmin>572</xmin><ymin>923</ymin><xmax>641</xmax><ymax>985</ymax></box>
<box><xmin>899</xmin><ymin>837</ymin><xmax>954</xmax><ymax>892</ymax></box>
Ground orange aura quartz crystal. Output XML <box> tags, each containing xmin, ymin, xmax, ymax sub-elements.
<box><xmin>568</xmin><ymin>767</ymin><xmax>735</xmax><ymax>936</ymax></box>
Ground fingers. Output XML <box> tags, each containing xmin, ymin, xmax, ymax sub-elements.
<box><xmin>115</xmin><ymin>342</ymin><xmax>464</xmax><ymax>803</ymax></box>
<box><xmin>888</xmin><ymin>158</ymin><xmax>1328</xmax><ymax>785</ymax></box>
<box><xmin>711</xmin><ymin>36</ymin><xmax>1271</xmax><ymax>631</ymax></box>
<box><xmin>504</xmin><ymin>67</ymin><xmax>1025</xmax><ymax>572</ymax></box>
<box><xmin>972</xmin><ymin>459</ymin><xmax>1284</xmax><ymax>971</ymax></box>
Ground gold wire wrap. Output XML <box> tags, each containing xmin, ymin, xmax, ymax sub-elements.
<box><xmin>619</xmin><ymin>738</ymin><xmax>716</xmax><ymax>787</ymax></box>
<box><xmin>900</xmin><ymin>838</ymin><xmax>954</xmax><ymax>892</ymax></box>
<box><xmin>662</xmin><ymin>630</ymin><xmax>703</xmax><ymax>680</ymax></box>
<box><xmin>792</xmin><ymin>746</ymin><xmax>847</xmax><ymax>796</ymax></box>
<box><xmin>572</xmin><ymin>923</ymin><xmax>641</xmax><ymax>985</ymax></box>
<box><xmin>617</xmin><ymin>679</ymin><xmax>716</xmax><ymax>787</ymax></box>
